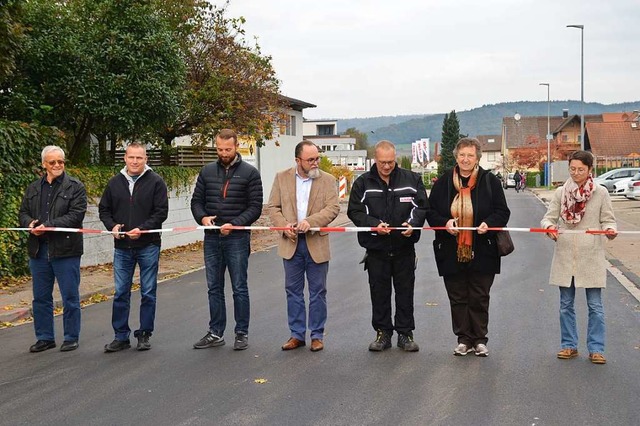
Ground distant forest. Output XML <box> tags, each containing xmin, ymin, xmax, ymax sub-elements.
<box><xmin>332</xmin><ymin>100</ymin><xmax>640</xmax><ymax>146</ymax></box>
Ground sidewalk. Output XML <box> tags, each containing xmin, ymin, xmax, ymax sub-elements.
<box><xmin>0</xmin><ymin>202</ymin><xmax>351</xmax><ymax>326</ymax></box>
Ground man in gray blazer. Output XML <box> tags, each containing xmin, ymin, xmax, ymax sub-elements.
<box><xmin>268</xmin><ymin>140</ymin><xmax>340</xmax><ymax>352</ymax></box>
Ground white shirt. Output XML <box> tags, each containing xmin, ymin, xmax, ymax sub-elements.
<box><xmin>295</xmin><ymin>170</ymin><xmax>312</xmax><ymax>224</ymax></box>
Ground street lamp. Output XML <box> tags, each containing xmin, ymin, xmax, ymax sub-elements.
<box><xmin>540</xmin><ymin>83</ymin><xmax>551</xmax><ymax>186</ymax></box>
<box><xmin>567</xmin><ymin>24</ymin><xmax>584</xmax><ymax>150</ymax></box>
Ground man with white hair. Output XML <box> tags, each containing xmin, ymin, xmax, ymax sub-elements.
<box><xmin>19</xmin><ymin>145</ymin><xmax>87</xmax><ymax>353</ymax></box>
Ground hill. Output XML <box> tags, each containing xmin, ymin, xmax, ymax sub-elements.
<box><xmin>335</xmin><ymin>101</ymin><xmax>640</xmax><ymax>144</ymax></box>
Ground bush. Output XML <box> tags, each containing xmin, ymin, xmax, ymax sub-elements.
<box><xmin>0</xmin><ymin>120</ymin><xmax>200</xmax><ymax>278</ymax></box>
<box><xmin>0</xmin><ymin>120</ymin><xmax>66</xmax><ymax>277</ymax></box>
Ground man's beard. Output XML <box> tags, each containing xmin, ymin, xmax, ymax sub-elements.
<box><xmin>308</xmin><ymin>168</ymin><xmax>321</xmax><ymax>179</ymax></box>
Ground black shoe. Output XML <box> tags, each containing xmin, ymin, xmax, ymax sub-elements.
<box><xmin>234</xmin><ymin>333</ymin><xmax>248</xmax><ymax>350</ymax></box>
<box><xmin>60</xmin><ymin>341</ymin><xmax>79</xmax><ymax>352</ymax></box>
<box><xmin>136</xmin><ymin>333</ymin><xmax>151</xmax><ymax>351</ymax></box>
<box><xmin>193</xmin><ymin>332</ymin><xmax>225</xmax><ymax>349</ymax></box>
<box><xmin>29</xmin><ymin>340</ymin><xmax>56</xmax><ymax>353</ymax></box>
<box><xmin>397</xmin><ymin>333</ymin><xmax>419</xmax><ymax>352</ymax></box>
<box><xmin>368</xmin><ymin>330</ymin><xmax>392</xmax><ymax>351</ymax></box>
<box><xmin>104</xmin><ymin>339</ymin><xmax>131</xmax><ymax>353</ymax></box>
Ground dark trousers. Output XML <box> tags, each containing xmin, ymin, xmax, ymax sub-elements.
<box><xmin>443</xmin><ymin>271</ymin><xmax>495</xmax><ymax>346</ymax></box>
<box><xmin>365</xmin><ymin>248</ymin><xmax>416</xmax><ymax>335</ymax></box>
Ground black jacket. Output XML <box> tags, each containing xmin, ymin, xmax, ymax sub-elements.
<box><xmin>190</xmin><ymin>153</ymin><xmax>263</xmax><ymax>231</ymax></box>
<box><xmin>19</xmin><ymin>172</ymin><xmax>87</xmax><ymax>259</ymax></box>
<box><xmin>426</xmin><ymin>167</ymin><xmax>510</xmax><ymax>276</ymax></box>
<box><xmin>99</xmin><ymin>168</ymin><xmax>169</xmax><ymax>249</ymax></box>
<box><xmin>347</xmin><ymin>164</ymin><xmax>428</xmax><ymax>252</ymax></box>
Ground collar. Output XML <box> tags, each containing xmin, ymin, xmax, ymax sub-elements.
<box><xmin>42</xmin><ymin>172</ymin><xmax>65</xmax><ymax>185</ymax></box>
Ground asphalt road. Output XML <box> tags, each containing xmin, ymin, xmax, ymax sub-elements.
<box><xmin>1</xmin><ymin>191</ymin><xmax>639</xmax><ymax>425</ymax></box>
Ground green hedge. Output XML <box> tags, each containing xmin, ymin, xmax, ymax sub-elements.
<box><xmin>0</xmin><ymin>120</ymin><xmax>66</xmax><ymax>278</ymax></box>
<box><xmin>0</xmin><ymin>120</ymin><xmax>200</xmax><ymax>279</ymax></box>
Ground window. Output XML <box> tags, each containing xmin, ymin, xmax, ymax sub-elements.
<box><xmin>285</xmin><ymin>115</ymin><xmax>296</xmax><ymax>136</ymax></box>
<box><xmin>317</xmin><ymin>124</ymin><xmax>335</xmax><ymax>135</ymax></box>
<box><xmin>486</xmin><ymin>152</ymin><xmax>496</xmax><ymax>161</ymax></box>
<box><xmin>562</xmin><ymin>134</ymin><xmax>568</xmax><ymax>142</ymax></box>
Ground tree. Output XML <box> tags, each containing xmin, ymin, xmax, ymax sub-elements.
<box><xmin>438</xmin><ymin>110</ymin><xmax>461</xmax><ymax>175</ymax></box>
<box><xmin>319</xmin><ymin>156</ymin><xmax>334</xmax><ymax>173</ymax></box>
<box><xmin>3</xmin><ymin>0</ymin><xmax>186</xmax><ymax>163</ymax></box>
<box><xmin>158</xmin><ymin>2</ymin><xmax>283</xmax><ymax>148</ymax></box>
<box><xmin>343</xmin><ymin>127</ymin><xmax>369</xmax><ymax>151</ymax></box>
<box><xmin>510</xmin><ymin>135</ymin><xmax>561</xmax><ymax>171</ymax></box>
<box><xmin>0</xmin><ymin>0</ymin><xmax>24</xmax><ymax>88</ymax></box>
<box><xmin>400</xmin><ymin>156</ymin><xmax>412</xmax><ymax>170</ymax></box>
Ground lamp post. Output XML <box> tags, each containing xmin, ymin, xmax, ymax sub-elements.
<box><xmin>539</xmin><ymin>83</ymin><xmax>551</xmax><ymax>186</ymax></box>
<box><xmin>567</xmin><ymin>24</ymin><xmax>584</xmax><ymax>150</ymax></box>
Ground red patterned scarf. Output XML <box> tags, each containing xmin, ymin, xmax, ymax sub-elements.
<box><xmin>450</xmin><ymin>165</ymin><xmax>478</xmax><ymax>262</ymax></box>
<box><xmin>561</xmin><ymin>174</ymin><xmax>594</xmax><ymax>224</ymax></box>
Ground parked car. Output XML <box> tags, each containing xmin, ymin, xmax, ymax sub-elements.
<box><xmin>624</xmin><ymin>172</ymin><xmax>640</xmax><ymax>200</ymax></box>
<box><xmin>612</xmin><ymin>177</ymin><xmax>634</xmax><ymax>194</ymax></box>
<box><xmin>594</xmin><ymin>167</ymin><xmax>640</xmax><ymax>193</ymax></box>
<box><xmin>503</xmin><ymin>173</ymin><xmax>516</xmax><ymax>189</ymax></box>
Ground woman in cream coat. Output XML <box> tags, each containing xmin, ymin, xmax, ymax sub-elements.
<box><xmin>541</xmin><ymin>150</ymin><xmax>617</xmax><ymax>364</ymax></box>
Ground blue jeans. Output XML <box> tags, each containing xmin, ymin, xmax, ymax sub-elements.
<box><xmin>559</xmin><ymin>279</ymin><xmax>605</xmax><ymax>354</ymax></box>
<box><xmin>204</xmin><ymin>232</ymin><xmax>250</xmax><ymax>336</ymax></box>
<box><xmin>112</xmin><ymin>244</ymin><xmax>160</xmax><ymax>341</ymax></box>
<box><xmin>283</xmin><ymin>236</ymin><xmax>329</xmax><ymax>341</ymax></box>
<box><xmin>29</xmin><ymin>243</ymin><xmax>81</xmax><ymax>342</ymax></box>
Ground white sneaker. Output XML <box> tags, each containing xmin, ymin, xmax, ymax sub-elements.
<box><xmin>474</xmin><ymin>343</ymin><xmax>489</xmax><ymax>357</ymax></box>
<box><xmin>453</xmin><ymin>343</ymin><xmax>473</xmax><ymax>356</ymax></box>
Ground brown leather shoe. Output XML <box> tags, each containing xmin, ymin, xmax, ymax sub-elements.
<box><xmin>281</xmin><ymin>337</ymin><xmax>305</xmax><ymax>351</ymax></box>
<box><xmin>310</xmin><ymin>339</ymin><xmax>324</xmax><ymax>352</ymax></box>
<box><xmin>589</xmin><ymin>353</ymin><xmax>606</xmax><ymax>364</ymax></box>
<box><xmin>557</xmin><ymin>348</ymin><xmax>578</xmax><ymax>359</ymax></box>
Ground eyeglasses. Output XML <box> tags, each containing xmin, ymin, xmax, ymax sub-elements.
<box><xmin>377</xmin><ymin>160</ymin><xmax>395</xmax><ymax>167</ymax></box>
<box><xmin>569</xmin><ymin>167</ymin><xmax>588</xmax><ymax>174</ymax></box>
<box><xmin>298</xmin><ymin>157</ymin><xmax>320</xmax><ymax>164</ymax></box>
<box><xmin>46</xmin><ymin>160</ymin><xmax>65</xmax><ymax>166</ymax></box>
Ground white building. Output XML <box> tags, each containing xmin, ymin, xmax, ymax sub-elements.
<box><xmin>476</xmin><ymin>134</ymin><xmax>503</xmax><ymax>173</ymax></box>
<box><xmin>257</xmin><ymin>96</ymin><xmax>317</xmax><ymax>197</ymax></box>
<box><xmin>303</xmin><ymin>120</ymin><xmax>368</xmax><ymax>172</ymax></box>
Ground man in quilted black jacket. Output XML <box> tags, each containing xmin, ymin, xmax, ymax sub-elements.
<box><xmin>190</xmin><ymin>129</ymin><xmax>263</xmax><ymax>351</ymax></box>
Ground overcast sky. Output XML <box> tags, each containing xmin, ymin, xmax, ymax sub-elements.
<box><xmin>218</xmin><ymin>0</ymin><xmax>639</xmax><ymax>119</ymax></box>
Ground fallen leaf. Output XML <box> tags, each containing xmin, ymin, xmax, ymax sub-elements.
<box><xmin>254</xmin><ymin>378</ymin><xmax>268</xmax><ymax>384</ymax></box>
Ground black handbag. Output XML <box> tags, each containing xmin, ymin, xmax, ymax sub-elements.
<box><xmin>495</xmin><ymin>231</ymin><xmax>514</xmax><ymax>256</ymax></box>
<box><xmin>484</xmin><ymin>175</ymin><xmax>514</xmax><ymax>256</ymax></box>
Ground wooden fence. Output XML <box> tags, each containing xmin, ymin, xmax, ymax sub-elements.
<box><xmin>595</xmin><ymin>156</ymin><xmax>640</xmax><ymax>171</ymax></box>
<box><xmin>114</xmin><ymin>147</ymin><xmax>217</xmax><ymax>167</ymax></box>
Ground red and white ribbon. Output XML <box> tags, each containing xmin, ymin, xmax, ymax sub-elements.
<box><xmin>0</xmin><ymin>226</ymin><xmax>635</xmax><ymax>235</ymax></box>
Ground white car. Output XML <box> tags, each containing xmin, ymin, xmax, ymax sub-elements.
<box><xmin>594</xmin><ymin>167</ymin><xmax>640</xmax><ymax>192</ymax></box>
<box><xmin>624</xmin><ymin>172</ymin><xmax>640</xmax><ymax>200</ymax></box>
<box><xmin>612</xmin><ymin>177</ymin><xmax>634</xmax><ymax>194</ymax></box>
<box><xmin>503</xmin><ymin>173</ymin><xmax>516</xmax><ymax>189</ymax></box>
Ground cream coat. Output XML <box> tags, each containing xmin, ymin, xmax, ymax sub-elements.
<box><xmin>541</xmin><ymin>183</ymin><xmax>617</xmax><ymax>288</ymax></box>
<box><xmin>268</xmin><ymin>168</ymin><xmax>340</xmax><ymax>263</ymax></box>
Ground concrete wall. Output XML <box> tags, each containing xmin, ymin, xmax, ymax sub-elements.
<box><xmin>80</xmin><ymin>181</ymin><xmax>202</xmax><ymax>267</ymax></box>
